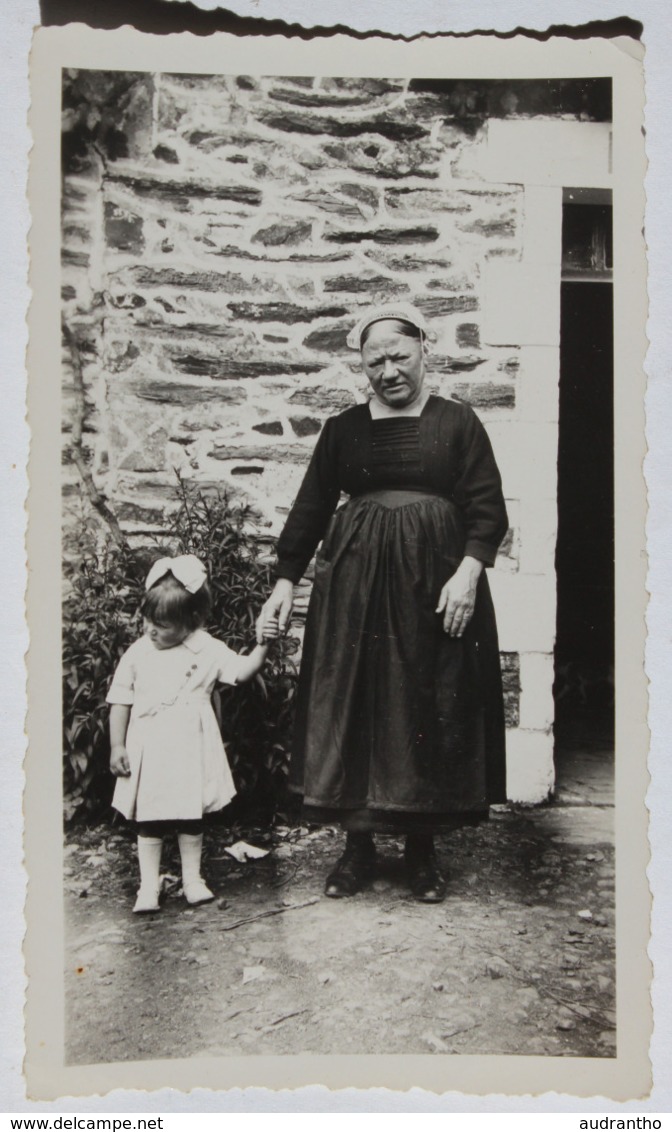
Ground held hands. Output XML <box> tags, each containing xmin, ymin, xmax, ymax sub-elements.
<box><xmin>260</xmin><ymin>617</ymin><xmax>281</xmax><ymax>641</ymax></box>
<box><xmin>110</xmin><ymin>744</ymin><xmax>131</xmax><ymax>777</ymax></box>
<box><xmin>436</xmin><ymin>556</ymin><xmax>484</xmax><ymax>637</ymax></box>
<box><xmin>256</xmin><ymin>578</ymin><xmax>294</xmax><ymax>645</ymax></box>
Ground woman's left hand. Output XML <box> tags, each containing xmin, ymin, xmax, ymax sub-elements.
<box><xmin>435</xmin><ymin>556</ymin><xmax>484</xmax><ymax>637</ymax></box>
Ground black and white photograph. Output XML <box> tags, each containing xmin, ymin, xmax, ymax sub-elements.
<box><xmin>24</xmin><ymin>24</ymin><xmax>649</xmax><ymax>1100</ymax></box>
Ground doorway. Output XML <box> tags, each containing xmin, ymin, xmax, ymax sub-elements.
<box><xmin>554</xmin><ymin>190</ymin><xmax>614</xmax><ymax>781</ymax></box>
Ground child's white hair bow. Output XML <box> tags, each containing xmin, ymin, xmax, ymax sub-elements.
<box><xmin>145</xmin><ymin>554</ymin><xmax>208</xmax><ymax>594</ymax></box>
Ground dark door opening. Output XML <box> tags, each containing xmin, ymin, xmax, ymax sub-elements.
<box><xmin>554</xmin><ymin>193</ymin><xmax>614</xmax><ymax>768</ymax></box>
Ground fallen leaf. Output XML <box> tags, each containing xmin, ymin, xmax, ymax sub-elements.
<box><xmin>485</xmin><ymin>957</ymin><xmax>510</xmax><ymax>979</ymax></box>
<box><xmin>225</xmin><ymin>841</ymin><xmax>270</xmax><ymax>863</ymax></box>
<box><xmin>85</xmin><ymin>854</ymin><xmax>106</xmax><ymax>867</ymax></box>
<box><xmin>441</xmin><ymin>1015</ymin><xmax>476</xmax><ymax>1038</ymax></box>
<box><xmin>242</xmin><ymin>965</ymin><xmax>265</xmax><ymax>984</ymax></box>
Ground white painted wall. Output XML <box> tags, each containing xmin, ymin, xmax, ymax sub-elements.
<box><xmin>483</xmin><ymin>120</ymin><xmax>611</xmax><ymax>803</ymax></box>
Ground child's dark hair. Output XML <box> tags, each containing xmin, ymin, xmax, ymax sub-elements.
<box><xmin>140</xmin><ymin>572</ymin><xmax>212</xmax><ymax>632</ymax></box>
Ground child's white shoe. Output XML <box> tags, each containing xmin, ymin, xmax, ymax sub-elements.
<box><xmin>178</xmin><ymin>832</ymin><xmax>214</xmax><ymax>905</ymax></box>
<box><xmin>134</xmin><ymin>835</ymin><xmax>163</xmax><ymax>913</ymax></box>
<box><xmin>133</xmin><ymin>886</ymin><xmax>161</xmax><ymax>914</ymax></box>
<box><xmin>183</xmin><ymin>879</ymin><xmax>215</xmax><ymax>906</ymax></box>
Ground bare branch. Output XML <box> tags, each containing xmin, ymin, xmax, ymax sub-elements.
<box><xmin>62</xmin><ymin>317</ymin><xmax>128</xmax><ymax>552</ymax></box>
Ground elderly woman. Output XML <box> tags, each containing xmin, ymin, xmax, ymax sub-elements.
<box><xmin>257</xmin><ymin>303</ymin><xmax>508</xmax><ymax>902</ymax></box>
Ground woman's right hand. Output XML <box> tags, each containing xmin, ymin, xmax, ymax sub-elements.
<box><xmin>256</xmin><ymin>578</ymin><xmax>294</xmax><ymax>644</ymax></box>
<box><xmin>110</xmin><ymin>744</ymin><xmax>131</xmax><ymax>777</ymax></box>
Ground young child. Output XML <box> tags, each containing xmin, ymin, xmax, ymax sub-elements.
<box><xmin>107</xmin><ymin>554</ymin><xmax>275</xmax><ymax>913</ymax></box>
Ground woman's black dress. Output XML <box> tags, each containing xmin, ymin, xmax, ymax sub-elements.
<box><xmin>275</xmin><ymin>395</ymin><xmax>509</xmax><ymax>832</ymax></box>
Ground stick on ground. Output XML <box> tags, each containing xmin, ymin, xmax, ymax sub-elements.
<box><xmin>218</xmin><ymin>896</ymin><xmax>320</xmax><ymax>932</ymax></box>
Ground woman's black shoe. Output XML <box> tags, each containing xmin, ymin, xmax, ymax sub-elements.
<box><xmin>324</xmin><ymin>837</ymin><xmax>376</xmax><ymax>898</ymax></box>
<box><xmin>404</xmin><ymin>836</ymin><xmax>447</xmax><ymax>903</ymax></box>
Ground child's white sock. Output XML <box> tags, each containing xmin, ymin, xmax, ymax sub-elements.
<box><xmin>134</xmin><ymin>836</ymin><xmax>162</xmax><ymax>913</ymax></box>
<box><xmin>178</xmin><ymin>832</ymin><xmax>215</xmax><ymax>905</ymax></box>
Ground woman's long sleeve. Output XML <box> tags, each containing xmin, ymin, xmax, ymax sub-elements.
<box><xmin>452</xmin><ymin>405</ymin><xmax>508</xmax><ymax>567</ymax></box>
<box><xmin>274</xmin><ymin>418</ymin><xmax>342</xmax><ymax>584</ymax></box>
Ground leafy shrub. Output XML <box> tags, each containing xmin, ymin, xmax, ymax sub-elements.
<box><xmin>62</xmin><ymin>480</ymin><xmax>299</xmax><ymax>825</ymax></box>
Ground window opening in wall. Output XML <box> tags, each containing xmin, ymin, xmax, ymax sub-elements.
<box><xmin>554</xmin><ymin>188</ymin><xmax>614</xmax><ymax>793</ymax></box>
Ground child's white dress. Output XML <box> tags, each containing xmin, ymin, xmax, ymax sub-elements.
<box><xmin>106</xmin><ymin>629</ymin><xmax>246</xmax><ymax>822</ymax></box>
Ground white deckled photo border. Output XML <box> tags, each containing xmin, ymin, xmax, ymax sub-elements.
<box><xmin>25</xmin><ymin>25</ymin><xmax>649</xmax><ymax>1102</ymax></box>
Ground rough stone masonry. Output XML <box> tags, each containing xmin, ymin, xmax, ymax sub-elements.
<box><xmin>60</xmin><ymin>71</ymin><xmax>612</xmax><ymax>802</ymax></box>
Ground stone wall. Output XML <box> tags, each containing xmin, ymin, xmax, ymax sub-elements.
<box><xmin>61</xmin><ymin>71</ymin><xmax>612</xmax><ymax>802</ymax></box>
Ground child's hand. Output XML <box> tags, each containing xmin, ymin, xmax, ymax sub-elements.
<box><xmin>110</xmin><ymin>744</ymin><xmax>131</xmax><ymax>777</ymax></box>
<box><xmin>256</xmin><ymin>579</ymin><xmax>294</xmax><ymax>644</ymax></box>
<box><xmin>262</xmin><ymin>615</ymin><xmax>281</xmax><ymax>641</ymax></box>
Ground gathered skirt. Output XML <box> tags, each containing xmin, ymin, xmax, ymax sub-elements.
<box><xmin>112</xmin><ymin>696</ymin><xmax>236</xmax><ymax>823</ymax></box>
<box><xmin>289</xmin><ymin>490</ymin><xmax>507</xmax><ymax>831</ymax></box>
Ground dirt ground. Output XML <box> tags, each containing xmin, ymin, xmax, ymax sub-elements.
<box><xmin>64</xmin><ymin>749</ymin><xmax>615</xmax><ymax>1063</ymax></box>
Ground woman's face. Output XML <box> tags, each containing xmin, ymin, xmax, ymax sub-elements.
<box><xmin>360</xmin><ymin>320</ymin><xmax>426</xmax><ymax>409</ymax></box>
